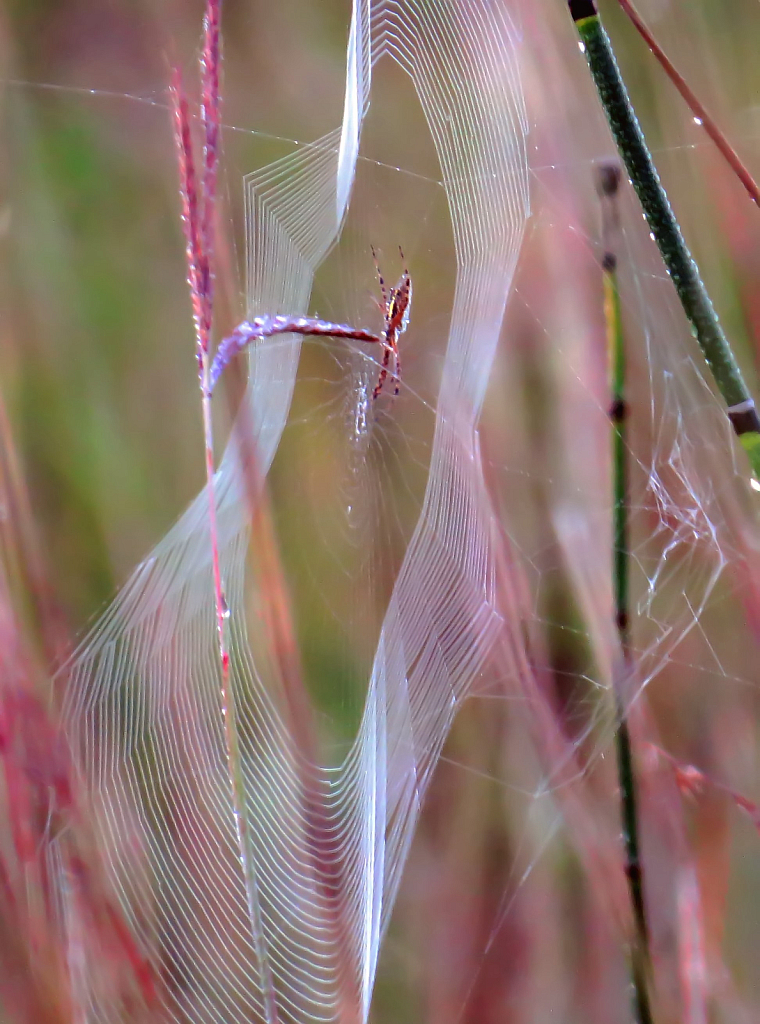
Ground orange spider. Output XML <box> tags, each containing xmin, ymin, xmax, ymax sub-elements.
<box><xmin>208</xmin><ymin>249</ymin><xmax>412</xmax><ymax>400</ymax></box>
<box><xmin>371</xmin><ymin>246</ymin><xmax>412</xmax><ymax>400</ymax></box>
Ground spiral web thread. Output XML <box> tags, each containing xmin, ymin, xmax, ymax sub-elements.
<box><xmin>59</xmin><ymin>1</ymin><xmax>530</xmax><ymax>1021</ymax></box>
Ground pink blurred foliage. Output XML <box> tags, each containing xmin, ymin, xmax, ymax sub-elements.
<box><xmin>0</xmin><ymin>484</ymin><xmax>156</xmax><ymax>1023</ymax></box>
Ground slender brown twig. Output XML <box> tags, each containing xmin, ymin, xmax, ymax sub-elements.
<box><xmin>615</xmin><ymin>0</ymin><xmax>760</xmax><ymax>208</ymax></box>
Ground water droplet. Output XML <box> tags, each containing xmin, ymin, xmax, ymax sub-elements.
<box><xmin>221</xmin><ymin>594</ymin><xmax>231</xmax><ymax>620</ymax></box>
<box><xmin>693</xmin><ymin>116</ymin><xmax>703</xmax><ymax>126</ymax></box>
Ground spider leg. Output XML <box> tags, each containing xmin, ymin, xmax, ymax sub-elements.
<box><xmin>370</xmin><ymin>245</ymin><xmax>388</xmax><ymax>309</ymax></box>
<box><xmin>372</xmin><ymin>365</ymin><xmax>388</xmax><ymax>401</ymax></box>
<box><xmin>398</xmin><ymin>245</ymin><xmax>408</xmax><ymax>278</ymax></box>
<box><xmin>382</xmin><ymin>340</ymin><xmax>393</xmax><ymax>370</ymax></box>
<box><xmin>393</xmin><ymin>345</ymin><xmax>401</xmax><ymax>397</ymax></box>
<box><xmin>372</xmin><ymin>335</ymin><xmax>393</xmax><ymax>401</ymax></box>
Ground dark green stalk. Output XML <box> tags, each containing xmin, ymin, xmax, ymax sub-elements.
<box><xmin>570</xmin><ymin>0</ymin><xmax>760</xmax><ymax>479</ymax></box>
<box><xmin>598</xmin><ymin>162</ymin><xmax>654</xmax><ymax>1024</ymax></box>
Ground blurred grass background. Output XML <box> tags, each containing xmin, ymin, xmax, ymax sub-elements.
<box><xmin>3</xmin><ymin>0</ymin><xmax>760</xmax><ymax>1021</ymax></box>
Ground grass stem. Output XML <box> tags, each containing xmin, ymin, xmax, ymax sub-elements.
<box><xmin>598</xmin><ymin>161</ymin><xmax>655</xmax><ymax>1024</ymax></box>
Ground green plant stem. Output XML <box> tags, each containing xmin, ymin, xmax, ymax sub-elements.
<box><xmin>616</xmin><ymin>718</ymin><xmax>652</xmax><ymax>1024</ymax></box>
<box><xmin>599</xmin><ymin>162</ymin><xmax>655</xmax><ymax>1024</ymax></box>
<box><xmin>570</xmin><ymin>0</ymin><xmax>760</xmax><ymax>478</ymax></box>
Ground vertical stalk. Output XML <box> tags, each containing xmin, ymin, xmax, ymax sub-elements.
<box><xmin>570</xmin><ymin>0</ymin><xmax>760</xmax><ymax>479</ymax></box>
<box><xmin>598</xmin><ymin>162</ymin><xmax>654</xmax><ymax>1024</ymax></box>
<box><xmin>171</xmin><ymin>6</ymin><xmax>280</xmax><ymax>1019</ymax></box>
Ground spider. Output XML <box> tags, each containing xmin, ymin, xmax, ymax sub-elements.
<box><xmin>371</xmin><ymin>245</ymin><xmax>412</xmax><ymax>401</ymax></box>
<box><xmin>207</xmin><ymin>248</ymin><xmax>412</xmax><ymax>398</ymax></box>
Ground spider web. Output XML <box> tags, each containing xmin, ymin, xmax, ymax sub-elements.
<box><xmin>58</xmin><ymin>2</ymin><xmax>531</xmax><ymax>1021</ymax></box>
<box><xmin>19</xmin><ymin>0</ymin><xmax>755</xmax><ymax>1020</ymax></box>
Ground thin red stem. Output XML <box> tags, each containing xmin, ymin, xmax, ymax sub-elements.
<box><xmin>616</xmin><ymin>0</ymin><xmax>760</xmax><ymax>208</ymax></box>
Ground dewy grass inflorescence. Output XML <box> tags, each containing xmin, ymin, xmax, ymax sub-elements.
<box><xmin>170</xmin><ymin>7</ymin><xmax>283</xmax><ymax>1022</ymax></box>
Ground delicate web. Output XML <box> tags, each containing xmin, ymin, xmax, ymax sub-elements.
<box><xmin>59</xmin><ymin>1</ymin><xmax>531</xmax><ymax>1021</ymax></box>
<box><xmin>43</xmin><ymin>0</ymin><xmax>759</xmax><ymax>1020</ymax></box>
